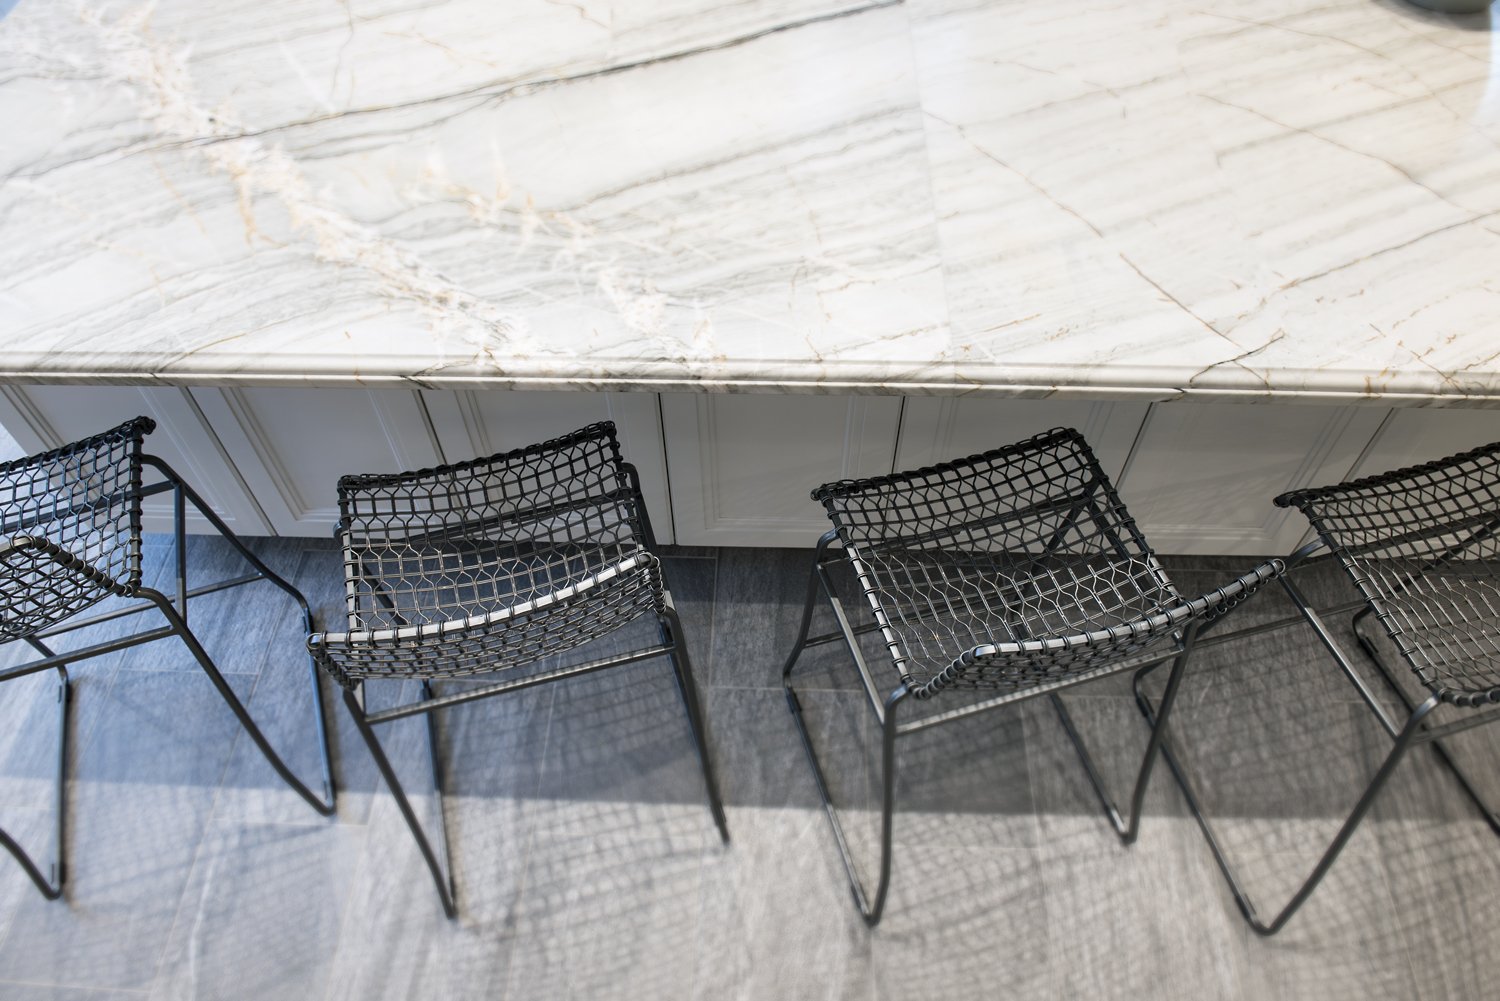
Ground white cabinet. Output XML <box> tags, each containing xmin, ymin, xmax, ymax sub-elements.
<box><xmin>2</xmin><ymin>384</ymin><xmax>1496</xmax><ymax>554</ymax></box>
<box><xmin>421</xmin><ymin>390</ymin><xmax>673</xmax><ymax>545</ymax></box>
<box><xmin>1115</xmin><ymin>403</ymin><xmax>1389</xmax><ymax>556</ymax></box>
<box><xmin>190</xmin><ymin>387</ymin><xmax>443</xmax><ymax>537</ymax></box>
<box><xmin>661</xmin><ymin>393</ymin><xmax>903</xmax><ymax>547</ymax></box>
<box><xmin>895</xmin><ymin>398</ymin><xmax>1148</xmax><ymax>483</ymax></box>
<box><xmin>1346</xmin><ymin>408</ymin><xmax>1500</xmax><ymax>482</ymax></box>
<box><xmin>0</xmin><ymin>384</ymin><xmax>271</xmax><ymax>536</ymax></box>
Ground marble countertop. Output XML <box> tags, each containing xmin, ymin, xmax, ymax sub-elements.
<box><xmin>3</xmin><ymin>0</ymin><xmax>1499</xmax><ymax>404</ymax></box>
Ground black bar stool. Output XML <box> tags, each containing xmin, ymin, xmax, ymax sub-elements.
<box><xmin>1143</xmin><ymin>439</ymin><xmax>1500</xmax><ymax>935</ymax></box>
<box><xmin>308</xmin><ymin>421</ymin><xmax>728</xmax><ymax>919</ymax></box>
<box><xmin>781</xmin><ymin>427</ymin><xmax>1281</xmax><ymax>926</ymax></box>
<box><xmin>0</xmin><ymin>417</ymin><xmax>335</xmax><ymax>900</ymax></box>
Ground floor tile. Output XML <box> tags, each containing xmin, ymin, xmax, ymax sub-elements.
<box><xmin>1372</xmin><ymin>819</ymin><xmax>1500</xmax><ymax>1001</ymax></box>
<box><xmin>710</xmin><ymin>548</ymin><xmax>867</xmax><ymax>692</ymax></box>
<box><xmin>1037</xmin><ymin>823</ymin><xmax>1250</xmax><ymax>1001</ymax></box>
<box><xmin>541</xmin><ymin>657</ymin><xmax>719</xmax><ymax>821</ymax></box>
<box><xmin>872</xmin><ymin>843</ymin><xmax>1053</xmax><ymax>1001</ymax></box>
<box><xmin>115</xmin><ymin>536</ymin><xmax>308</xmax><ymax>676</ymax></box>
<box><xmin>1237</xmin><ymin>849</ymin><xmax>1422</xmax><ymax>1001</ymax></box>
<box><xmin>0</xmin><ymin>985</ymin><xmax>146</xmax><ymax>1000</ymax></box>
<box><xmin>0</xmin><ymin>671</ymin><xmax>256</xmax><ymax>990</ymax></box>
<box><xmin>692</xmin><ymin>807</ymin><xmax>874</xmax><ymax>1001</ymax></box>
<box><xmin>502</xmin><ymin>813</ymin><xmax>707</xmax><ymax>1001</ymax></box>
<box><xmin>147</xmin><ymin>818</ymin><xmax>364</xmax><ymax>1001</ymax></box>
<box><xmin>320</xmin><ymin>793</ymin><xmax>518</xmax><ymax>1001</ymax></box>
<box><xmin>5</xmin><ymin>537</ymin><xmax>1487</xmax><ymax>999</ymax></box>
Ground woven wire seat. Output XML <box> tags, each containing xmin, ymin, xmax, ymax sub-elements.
<box><xmin>1144</xmin><ymin>437</ymin><xmax>1500</xmax><ymax>937</ymax></box>
<box><xmin>813</xmin><ymin>428</ymin><xmax>1279</xmax><ymax>702</ymax></box>
<box><xmin>0</xmin><ymin>417</ymin><xmax>334</xmax><ymax>901</ymax></box>
<box><xmin>1276</xmin><ymin>440</ymin><xmax>1500</xmax><ymax>707</ymax></box>
<box><xmin>310</xmin><ymin>421</ymin><xmax>727</xmax><ymax>918</ymax></box>
<box><xmin>310</xmin><ymin>424</ymin><xmax>666</xmax><ymax>687</ymax></box>
<box><xmin>0</xmin><ymin>419</ymin><xmax>149</xmax><ymax>640</ymax></box>
<box><xmin>783</xmin><ymin>426</ymin><xmax>1281</xmax><ymax>926</ymax></box>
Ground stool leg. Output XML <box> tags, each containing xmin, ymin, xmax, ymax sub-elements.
<box><xmin>784</xmin><ymin>536</ymin><xmax>908</xmax><ymax>926</ymax></box>
<box><xmin>1051</xmin><ymin>622</ymin><xmax>1198</xmax><ymax>844</ymax></box>
<box><xmin>1351</xmin><ymin>607</ymin><xmax>1500</xmax><ymax>836</ymax></box>
<box><xmin>1136</xmin><ymin>665</ymin><xmax>1437</xmax><ymax>935</ymax></box>
<box><xmin>344</xmin><ymin>685</ymin><xmax>458</xmax><ymax>919</ymax></box>
<box><xmin>659</xmin><ymin>604</ymin><xmax>729</xmax><ymax>843</ymax></box>
<box><xmin>786</xmin><ymin>677</ymin><xmax>906</xmax><ymax>927</ymax></box>
<box><xmin>780</xmin><ymin>535</ymin><xmax>833</xmax><ymax>688</ymax></box>
<box><xmin>146</xmin><ymin>455</ymin><xmax>336</xmax><ymax>813</ymax></box>
<box><xmin>146</xmin><ymin>591</ymin><xmax>334</xmax><ymax>816</ymax></box>
<box><xmin>0</xmin><ymin>642</ymin><xmax>69</xmax><ymax>900</ymax></box>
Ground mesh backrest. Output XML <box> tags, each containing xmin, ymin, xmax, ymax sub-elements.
<box><xmin>1278</xmin><ymin>440</ymin><xmax>1500</xmax><ymax>706</ymax></box>
<box><xmin>0</xmin><ymin>417</ymin><xmax>153</xmax><ymax>639</ymax></box>
<box><xmin>815</xmin><ymin>428</ymin><xmax>1182</xmax><ymax>692</ymax></box>
<box><xmin>337</xmin><ymin>422</ymin><xmax>648</xmax><ymax>631</ymax></box>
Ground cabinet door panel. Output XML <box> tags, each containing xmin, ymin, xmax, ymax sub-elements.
<box><xmin>422</xmin><ymin>390</ymin><xmax>672</xmax><ymax>545</ymax></box>
<box><xmin>0</xmin><ymin>385</ymin><xmax>270</xmax><ymax>536</ymax></box>
<box><xmin>896</xmin><ymin>398</ymin><xmax>1147</xmax><ymax>483</ymax></box>
<box><xmin>1347</xmin><ymin>408</ymin><xmax>1500</xmax><ymax>481</ymax></box>
<box><xmin>191</xmin><ymin>387</ymin><xmax>443</xmax><ymax>537</ymax></box>
<box><xmin>1117</xmin><ymin>403</ymin><xmax>1387</xmax><ymax>556</ymax></box>
<box><xmin>662</xmin><ymin>393</ymin><xmax>902</xmax><ymax>547</ymax></box>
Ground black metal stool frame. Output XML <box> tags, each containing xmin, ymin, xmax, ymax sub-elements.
<box><xmin>781</xmin><ymin>428</ymin><xmax>1284</xmax><ymax>926</ymax></box>
<box><xmin>1136</xmin><ymin>441</ymin><xmax>1500</xmax><ymax>936</ymax></box>
<box><xmin>1</xmin><ymin>418</ymin><xmax>336</xmax><ymax>900</ymax></box>
<box><xmin>313</xmin><ymin>430</ymin><xmax>728</xmax><ymax>920</ymax></box>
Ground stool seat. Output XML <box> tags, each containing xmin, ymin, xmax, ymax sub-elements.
<box><xmin>309</xmin><ymin>420</ymin><xmax>728</xmax><ymax>919</ymax></box>
<box><xmin>782</xmin><ymin>425</ymin><xmax>1281</xmax><ymax>925</ymax></box>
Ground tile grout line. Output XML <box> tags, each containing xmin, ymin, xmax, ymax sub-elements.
<box><xmin>497</xmin><ymin>683</ymin><xmax>558</xmax><ymax>1001</ymax></box>
<box><xmin>0</xmin><ymin>976</ymin><xmax>149</xmax><ymax>996</ymax></box>
<box><xmin>142</xmin><ymin>666</ymin><xmax>264</xmax><ymax>996</ymax></box>
<box><xmin>135</xmin><ymin>537</ymin><xmax>293</xmax><ymax>996</ymax></box>
<box><xmin>1014</xmin><ymin>699</ymin><xmax>1059</xmax><ymax>998</ymax></box>
<box><xmin>318</xmin><ymin>789</ymin><xmax>391</xmax><ymax>1001</ymax></box>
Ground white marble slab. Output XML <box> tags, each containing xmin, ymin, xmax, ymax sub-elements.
<box><xmin>1</xmin><ymin>0</ymin><xmax>1498</xmax><ymax>403</ymax></box>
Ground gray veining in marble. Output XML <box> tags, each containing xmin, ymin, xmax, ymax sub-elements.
<box><xmin>2</xmin><ymin>2</ymin><xmax>1499</xmax><ymax>405</ymax></box>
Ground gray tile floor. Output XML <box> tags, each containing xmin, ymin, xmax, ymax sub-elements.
<box><xmin>0</xmin><ymin>538</ymin><xmax>1498</xmax><ymax>1000</ymax></box>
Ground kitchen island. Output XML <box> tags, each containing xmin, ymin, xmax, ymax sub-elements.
<box><xmin>2</xmin><ymin>0</ymin><xmax>1498</xmax><ymax>551</ymax></box>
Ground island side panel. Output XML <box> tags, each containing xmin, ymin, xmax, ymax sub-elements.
<box><xmin>895</xmin><ymin>398</ymin><xmax>1149</xmax><ymax>483</ymax></box>
<box><xmin>660</xmin><ymin>393</ymin><xmax>905</xmax><ymax>548</ymax></box>
<box><xmin>0</xmin><ymin>384</ymin><xmax>272</xmax><ymax>536</ymax></box>
<box><xmin>1115</xmin><ymin>402</ymin><xmax>1390</xmax><ymax>556</ymax></box>
<box><xmin>420</xmin><ymin>390</ymin><xmax>673</xmax><ymax>546</ymax></box>
<box><xmin>189</xmin><ymin>387</ymin><xmax>445</xmax><ymax>538</ymax></box>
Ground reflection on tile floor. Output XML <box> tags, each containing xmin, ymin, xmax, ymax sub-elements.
<box><xmin>0</xmin><ymin>540</ymin><xmax>1496</xmax><ymax>1000</ymax></box>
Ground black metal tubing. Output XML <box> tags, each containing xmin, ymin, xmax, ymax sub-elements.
<box><xmin>781</xmin><ymin>534</ymin><xmax>1205</xmax><ymax>927</ymax></box>
<box><xmin>658</xmin><ymin>602</ymin><xmax>730</xmax><ymax>842</ymax></box>
<box><xmin>141</xmin><ymin>459</ymin><xmax>337</xmax><ymax>810</ymax></box>
<box><xmin>144</xmin><ymin>588</ymin><xmax>334</xmax><ymax>816</ymax></box>
<box><xmin>1134</xmin><ymin>548</ymin><xmax>1498</xmax><ymax>936</ymax></box>
<box><xmin>0</xmin><ymin>637</ymin><xmax>69</xmax><ymax>900</ymax></box>
<box><xmin>1138</xmin><ymin>668</ymin><xmax>1439</xmax><ymax>936</ymax></box>
<box><xmin>28</xmin><ymin>572</ymin><xmax>264</xmax><ymax>641</ymax></box>
<box><xmin>345</xmin><ymin>684</ymin><xmax>458</xmax><ymax>919</ymax></box>
<box><xmin>2</xmin><ymin>451</ymin><xmax>337</xmax><ymax>899</ymax></box>
<box><xmin>341</xmin><ymin>596</ymin><xmax>729</xmax><ymax>919</ymax></box>
<box><xmin>1051</xmin><ymin>620</ymin><xmax>1196</xmax><ymax>844</ymax></box>
<box><xmin>1347</xmin><ymin>605</ymin><xmax>1500</xmax><ymax>834</ymax></box>
<box><xmin>628</xmin><ymin>461</ymin><xmax>729</xmax><ymax>842</ymax></box>
<box><xmin>336</xmin><ymin>458</ymin><xmax>728</xmax><ymax>918</ymax></box>
<box><xmin>0</xmin><ymin>625</ymin><xmax>177</xmax><ymax>684</ymax></box>
<box><xmin>364</xmin><ymin>645</ymin><xmax>669</xmax><ymax>726</ymax></box>
<box><xmin>419</xmin><ymin>679</ymin><xmax>458</xmax><ymax>913</ymax></box>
